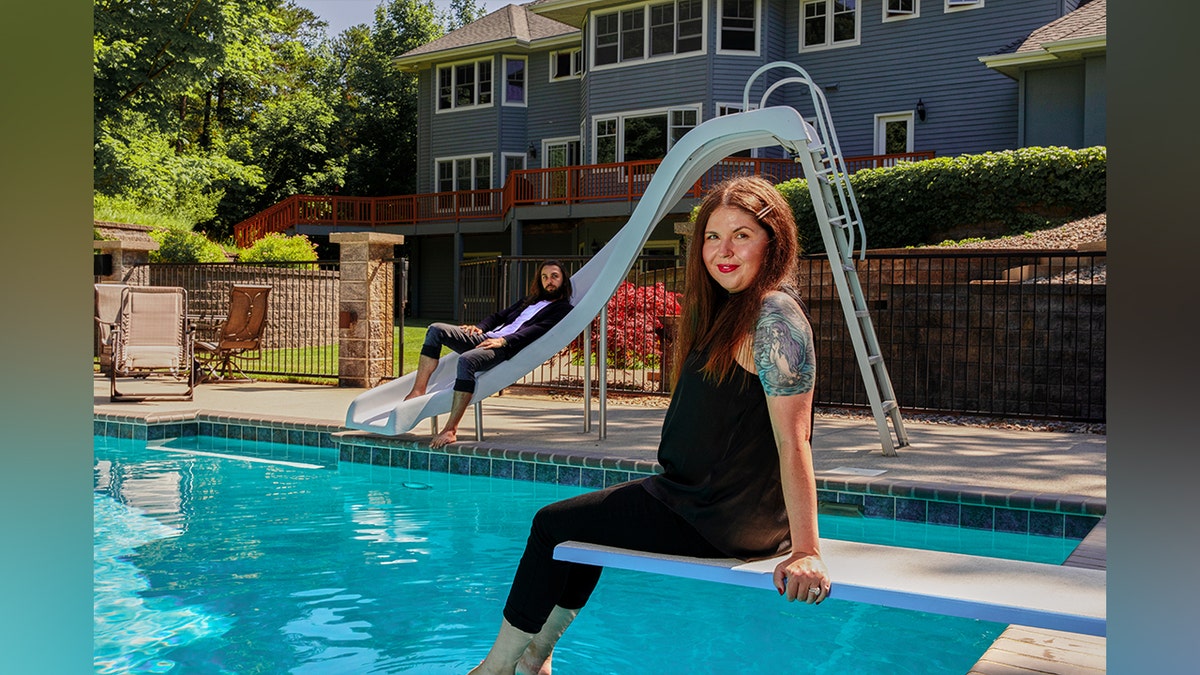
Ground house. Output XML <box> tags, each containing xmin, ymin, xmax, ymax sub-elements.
<box><xmin>237</xmin><ymin>0</ymin><xmax>1104</xmax><ymax>319</ymax></box>
<box><xmin>979</xmin><ymin>0</ymin><xmax>1106</xmax><ymax>148</ymax></box>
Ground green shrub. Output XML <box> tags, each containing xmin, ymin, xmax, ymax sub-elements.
<box><xmin>149</xmin><ymin>228</ymin><xmax>229</xmax><ymax>263</ymax></box>
<box><xmin>776</xmin><ymin>146</ymin><xmax>1106</xmax><ymax>253</ymax></box>
<box><xmin>237</xmin><ymin>233</ymin><xmax>319</xmax><ymax>263</ymax></box>
<box><xmin>94</xmin><ymin>193</ymin><xmax>195</xmax><ymax>232</ymax></box>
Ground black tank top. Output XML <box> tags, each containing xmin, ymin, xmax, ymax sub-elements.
<box><xmin>642</xmin><ymin>351</ymin><xmax>790</xmax><ymax>560</ymax></box>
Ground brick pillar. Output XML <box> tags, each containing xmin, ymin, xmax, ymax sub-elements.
<box><xmin>331</xmin><ymin>232</ymin><xmax>405</xmax><ymax>388</ymax></box>
<box><xmin>94</xmin><ymin>239</ymin><xmax>156</xmax><ymax>284</ymax></box>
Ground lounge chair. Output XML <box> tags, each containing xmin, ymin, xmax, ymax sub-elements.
<box><xmin>105</xmin><ymin>286</ymin><xmax>194</xmax><ymax>401</ymax></box>
<box><xmin>94</xmin><ymin>283</ymin><xmax>127</xmax><ymax>375</ymax></box>
<box><xmin>195</xmin><ymin>284</ymin><xmax>271</xmax><ymax>382</ymax></box>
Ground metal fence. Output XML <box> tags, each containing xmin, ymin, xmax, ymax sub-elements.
<box><xmin>462</xmin><ymin>251</ymin><xmax>1106</xmax><ymax>422</ymax></box>
<box><xmin>113</xmin><ymin>261</ymin><xmax>342</xmax><ymax>380</ymax></box>
<box><xmin>460</xmin><ymin>255</ymin><xmax>685</xmax><ymax>395</ymax></box>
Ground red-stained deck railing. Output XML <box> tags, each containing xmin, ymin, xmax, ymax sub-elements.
<box><xmin>234</xmin><ymin>151</ymin><xmax>933</xmax><ymax>247</ymax></box>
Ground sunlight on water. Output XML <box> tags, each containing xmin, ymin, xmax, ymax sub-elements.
<box><xmin>92</xmin><ymin>435</ymin><xmax>1075</xmax><ymax>674</ymax></box>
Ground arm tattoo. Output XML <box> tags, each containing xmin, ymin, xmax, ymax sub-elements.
<box><xmin>753</xmin><ymin>294</ymin><xmax>816</xmax><ymax>396</ymax></box>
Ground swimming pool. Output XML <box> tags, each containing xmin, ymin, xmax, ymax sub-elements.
<box><xmin>95</xmin><ymin>434</ymin><xmax>1079</xmax><ymax>674</ymax></box>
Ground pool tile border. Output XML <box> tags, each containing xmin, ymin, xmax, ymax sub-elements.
<box><xmin>94</xmin><ymin>412</ymin><xmax>1105</xmax><ymax>540</ymax></box>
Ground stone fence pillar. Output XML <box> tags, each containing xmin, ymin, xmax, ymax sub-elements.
<box><xmin>331</xmin><ymin>232</ymin><xmax>405</xmax><ymax>388</ymax></box>
<box><xmin>93</xmin><ymin>239</ymin><xmax>156</xmax><ymax>285</ymax></box>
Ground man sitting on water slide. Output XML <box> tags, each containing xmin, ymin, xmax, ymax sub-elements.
<box><xmin>405</xmin><ymin>260</ymin><xmax>573</xmax><ymax>448</ymax></box>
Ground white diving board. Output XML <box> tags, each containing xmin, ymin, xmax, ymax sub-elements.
<box><xmin>554</xmin><ymin>539</ymin><xmax>1106</xmax><ymax>637</ymax></box>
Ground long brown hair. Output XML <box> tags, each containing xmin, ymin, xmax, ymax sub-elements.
<box><xmin>673</xmin><ymin>176</ymin><xmax>801</xmax><ymax>385</ymax></box>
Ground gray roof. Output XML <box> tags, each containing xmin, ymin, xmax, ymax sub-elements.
<box><xmin>399</xmin><ymin>3</ymin><xmax>577</xmax><ymax>60</ymax></box>
<box><xmin>1012</xmin><ymin>0</ymin><xmax>1106</xmax><ymax>54</ymax></box>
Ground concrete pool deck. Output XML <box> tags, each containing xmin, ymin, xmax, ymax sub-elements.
<box><xmin>93</xmin><ymin>374</ymin><xmax>1107</xmax><ymax>673</ymax></box>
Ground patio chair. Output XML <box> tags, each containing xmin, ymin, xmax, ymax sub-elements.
<box><xmin>94</xmin><ymin>283</ymin><xmax>127</xmax><ymax>375</ymax></box>
<box><xmin>106</xmin><ymin>286</ymin><xmax>194</xmax><ymax>401</ymax></box>
<box><xmin>194</xmin><ymin>284</ymin><xmax>272</xmax><ymax>382</ymax></box>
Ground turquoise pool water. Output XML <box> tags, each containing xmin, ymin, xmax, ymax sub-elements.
<box><xmin>94</xmin><ymin>435</ymin><xmax>1078</xmax><ymax>674</ymax></box>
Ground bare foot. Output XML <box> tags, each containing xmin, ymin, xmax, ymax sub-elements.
<box><xmin>430</xmin><ymin>429</ymin><xmax>457</xmax><ymax>448</ymax></box>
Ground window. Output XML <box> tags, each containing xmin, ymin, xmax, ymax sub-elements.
<box><xmin>596</xmin><ymin>118</ymin><xmax>618</xmax><ymax>163</ymax></box>
<box><xmin>720</xmin><ymin>0</ymin><xmax>757</xmax><ymax>53</ymax></box>
<box><xmin>592</xmin><ymin>0</ymin><xmax>703</xmax><ymax>68</ymax></box>
<box><xmin>502</xmin><ymin>154</ymin><xmax>526</xmax><ymax>185</ymax></box>
<box><xmin>593</xmin><ymin>106</ymin><xmax>701</xmax><ymax>163</ymax></box>
<box><xmin>550</xmin><ymin>49</ymin><xmax>583</xmax><ymax>80</ymax></box>
<box><xmin>874</xmin><ymin>112</ymin><xmax>914</xmax><ymax>155</ymax></box>
<box><xmin>718</xmin><ymin>104</ymin><xmax>756</xmax><ymax>156</ymax></box>
<box><xmin>437</xmin><ymin>59</ymin><xmax>493</xmax><ymax>111</ymax></box>
<box><xmin>800</xmin><ymin>0</ymin><xmax>859</xmax><ymax>51</ymax></box>
<box><xmin>436</xmin><ymin>155</ymin><xmax>492</xmax><ymax>192</ymax></box>
<box><xmin>945</xmin><ymin>0</ymin><xmax>983</xmax><ymax>11</ymax></box>
<box><xmin>503</xmin><ymin>57</ymin><xmax>526</xmax><ymax>105</ymax></box>
<box><xmin>883</xmin><ymin>0</ymin><xmax>918</xmax><ymax>21</ymax></box>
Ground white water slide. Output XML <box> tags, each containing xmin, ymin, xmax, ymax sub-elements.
<box><xmin>347</xmin><ymin>64</ymin><xmax>906</xmax><ymax>453</ymax></box>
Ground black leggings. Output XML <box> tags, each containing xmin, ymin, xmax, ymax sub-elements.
<box><xmin>502</xmin><ymin>480</ymin><xmax>725</xmax><ymax>633</ymax></box>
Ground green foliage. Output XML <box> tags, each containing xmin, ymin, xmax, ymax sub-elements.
<box><xmin>149</xmin><ymin>228</ymin><xmax>229</xmax><ymax>263</ymax></box>
<box><xmin>238</xmin><ymin>233</ymin><xmax>319</xmax><ymax>262</ymax></box>
<box><xmin>777</xmin><ymin>146</ymin><xmax>1107</xmax><ymax>253</ymax></box>
<box><xmin>94</xmin><ymin>193</ymin><xmax>196</xmax><ymax>231</ymax></box>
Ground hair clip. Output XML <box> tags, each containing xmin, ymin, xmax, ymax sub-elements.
<box><xmin>754</xmin><ymin>203</ymin><xmax>774</xmax><ymax>220</ymax></box>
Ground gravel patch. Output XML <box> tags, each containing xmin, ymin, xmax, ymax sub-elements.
<box><xmin>934</xmin><ymin>213</ymin><xmax>1106</xmax><ymax>251</ymax></box>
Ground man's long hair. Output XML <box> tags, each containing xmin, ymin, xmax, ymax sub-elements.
<box><xmin>527</xmin><ymin>260</ymin><xmax>572</xmax><ymax>303</ymax></box>
<box><xmin>673</xmin><ymin>177</ymin><xmax>801</xmax><ymax>385</ymax></box>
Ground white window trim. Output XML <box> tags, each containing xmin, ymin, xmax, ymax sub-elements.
<box><xmin>435</xmin><ymin>58</ymin><xmax>495</xmax><ymax>113</ymax></box>
<box><xmin>501</xmin><ymin>153</ymin><xmax>527</xmax><ymax>185</ymax></box>
<box><xmin>799</xmin><ymin>0</ymin><xmax>861</xmax><ymax>53</ymax></box>
<box><xmin>590</xmin><ymin>104</ymin><xmax>703</xmax><ymax>164</ymax></box>
<box><xmin>944</xmin><ymin>0</ymin><xmax>983</xmax><ymax>13</ymax></box>
<box><xmin>873</xmin><ymin>111</ymin><xmax>915</xmax><ymax>155</ymax></box>
<box><xmin>542</xmin><ymin>136</ymin><xmax>583</xmax><ymax>162</ymax></box>
<box><xmin>502</xmin><ymin>56</ymin><xmax>527</xmax><ymax>107</ymax></box>
<box><xmin>548</xmin><ymin>48</ymin><xmax>583</xmax><ymax>81</ymax></box>
<box><xmin>434</xmin><ymin>153</ymin><xmax>495</xmax><ymax>192</ymax></box>
<box><xmin>588</xmin><ymin>0</ymin><xmax>708</xmax><ymax>73</ymax></box>
<box><xmin>883</xmin><ymin>0</ymin><xmax>920</xmax><ymax>23</ymax></box>
<box><xmin>716</xmin><ymin>0</ymin><xmax>760</xmax><ymax>56</ymax></box>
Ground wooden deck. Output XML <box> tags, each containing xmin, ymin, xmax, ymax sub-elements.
<box><xmin>968</xmin><ymin>518</ymin><xmax>1107</xmax><ymax>674</ymax></box>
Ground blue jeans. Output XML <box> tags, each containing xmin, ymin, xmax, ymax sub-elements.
<box><xmin>419</xmin><ymin>322</ymin><xmax>509</xmax><ymax>393</ymax></box>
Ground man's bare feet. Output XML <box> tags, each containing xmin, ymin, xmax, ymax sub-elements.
<box><xmin>430</xmin><ymin>428</ymin><xmax>457</xmax><ymax>448</ymax></box>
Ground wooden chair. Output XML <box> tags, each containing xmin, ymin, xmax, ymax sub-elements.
<box><xmin>195</xmin><ymin>285</ymin><xmax>272</xmax><ymax>382</ymax></box>
<box><xmin>106</xmin><ymin>286</ymin><xmax>194</xmax><ymax>401</ymax></box>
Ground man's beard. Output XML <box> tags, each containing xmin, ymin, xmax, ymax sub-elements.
<box><xmin>539</xmin><ymin>284</ymin><xmax>566</xmax><ymax>301</ymax></box>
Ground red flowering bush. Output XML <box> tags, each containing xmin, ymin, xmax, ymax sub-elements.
<box><xmin>572</xmin><ymin>282</ymin><xmax>682</xmax><ymax>368</ymax></box>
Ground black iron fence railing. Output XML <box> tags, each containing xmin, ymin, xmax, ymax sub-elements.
<box><xmin>116</xmin><ymin>261</ymin><xmax>342</xmax><ymax>380</ymax></box>
<box><xmin>462</xmin><ymin>251</ymin><xmax>1106</xmax><ymax>421</ymax></box>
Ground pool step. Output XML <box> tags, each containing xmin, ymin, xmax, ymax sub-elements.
<box><xmin>554</xmin><ymin>539</ymin><xmax>1106</xmax><ymax>637</ymax></box>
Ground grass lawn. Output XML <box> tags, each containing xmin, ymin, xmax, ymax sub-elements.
<box><xmin>242</xmin><ymin>321</ymin><xmax>430</xmax><ymax>382</ymax></box>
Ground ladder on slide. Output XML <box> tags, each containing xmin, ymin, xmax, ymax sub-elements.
<box><xmin>745</xmin><ymin>63</ymin><xmax>909</xmax><ymax>456</ymax></box>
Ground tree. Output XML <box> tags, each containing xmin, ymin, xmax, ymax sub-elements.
<box><xmin>331</xmin><ymin>0</ymin><xmax>444</xmax><ymax>196</ymax></box>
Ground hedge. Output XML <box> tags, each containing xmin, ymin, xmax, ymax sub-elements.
<box><xmin>775</xmin><ymin>146</ymin><xmax>1106</xmax><ymax>253</ymax></box>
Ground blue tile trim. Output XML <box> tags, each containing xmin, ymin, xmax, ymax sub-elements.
<box><xmin>94</xmin><ymin>413</ymin><xmax>1104</xmax><ymax>540</ymax></box>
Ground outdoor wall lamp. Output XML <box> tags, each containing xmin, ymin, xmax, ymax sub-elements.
<box><xmin>916</xmin><ymin>99</ymin><xmax>927</xmax><ymax>122</ymax></box>
<box><xmin>527</xmin><ymin>142</ymin><xmax>538</xmax><ymax>159</ymax></box>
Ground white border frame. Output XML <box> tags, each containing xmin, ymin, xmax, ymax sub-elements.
<box><xmin>590</xmin><ymin>104</ymin><xmax>704</xmax><ymax>164</ymax></box>
<box><xmin>434</xmin><ymin>57</ymin><xmax>496</xmax><ymax>114</ymax></box>
<box><xmin>944</xmin><ymin>0</ymin><xmax>984</xmax><ymax>13</ymax></box>
<box><xmin>548</xmin><ymin>48</ymin><xmax>583</xmax><ymax>81</ymax></box>
<box><xmin>433</xmin><ymin>153</ymin><xmax>496</xmax><ymax>192</ymax></box>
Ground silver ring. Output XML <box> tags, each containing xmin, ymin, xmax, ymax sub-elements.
<box><xmin>808</xmin><ymin>587</ymin><xmax>821</xmax><ymax>595</ymax></box>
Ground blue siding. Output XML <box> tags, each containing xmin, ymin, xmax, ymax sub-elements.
<box><xmin>527</xmin><ymin>48</ymin><xmax>584</xmax><ymax>168</ymax></box>
<box><xmin>772</xmin><ymin>0</ymin><xmax>1067</xmax><ymax>157</ymax></box>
